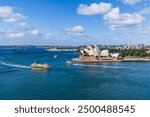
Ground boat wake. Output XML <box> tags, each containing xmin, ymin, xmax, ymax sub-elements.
<box><xmin>73</xmin><ymin>63</ymin><xmax>131</xmax><ymax>69</ymax></box>
<box><xmin>0</xmin><ymin>61</ymin><xmax>30</xmax><ymax>69</ymax></box>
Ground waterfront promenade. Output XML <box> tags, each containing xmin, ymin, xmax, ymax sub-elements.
<box><xmin>72</xmin><ymin>56</ymin><xmax>150</xmax><ymax>63</ymax></box>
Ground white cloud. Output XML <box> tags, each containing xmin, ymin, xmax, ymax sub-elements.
<box><xmin>43</xmin><ymin>33</ymin><xmax>52</xmax><ymax>39</ymax></box>
<box><xmin>77</xmin><ymin>2</ymin><xmax>112</xmax><ymax>15</ymax></box>
<box><xmin>17</xmin><ymin>22</ymin><xmax>27</xmax><ymax>27</ymax></box>
<box><xmin>30</xmin><ymin>29</ymin><xmax>40</xmax><ymax>35</ymax></box>
<box><xmin>104</xmin><ymin>7</ymin><xmax>145</xmax><ymax>30</ymax></box>
<box><xmin>0</xmin><ymin>6</ymin><xmax>55</xmax><ymax>42</ymax></box>
<box><xmin>65</xmin><ymin>25</ymin><xmax>85</xmax><ymax>36</ymax></box>
<box><xmin>139</xmin><ymin>7</ymin><xmax>150</xmax><ymax>14</ymax></box>
<box><xmin>9</xmin><ymin>32</ymin><xmax>24</xmax><ymax>38</ymax></box>
<box><xmin>113</xmin><ymin>37</ymin><xmax>119</xmax><ymax>41</ymax></box>
<box><xmin>138</xmin><ymin>26</ymin><xmax>150</xmax><ymax>34</ymax></box>
<box><xmin>0</xmin><ymin>6</ymin><xmax>27</xmax><ymax>23</ymax></box>
<box><xmin>0</xmin><ymin>28</ymin><xmax>6</xmax><ymax>34</ymax></box>
<box><xmin>122</xmin><ymin>0</ymin><xmax>141</xmax><ymax>5</ymax></box>
<box><xmin>77</xmin><ymin>2</ymin><xmax>145</xmax><ymax>30</ymax></box>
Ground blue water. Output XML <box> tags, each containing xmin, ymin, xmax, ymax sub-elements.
<box><xmin>0</xmin><ymin>47</ymin><xmax>150</xmax><ymax>100</ymax></box>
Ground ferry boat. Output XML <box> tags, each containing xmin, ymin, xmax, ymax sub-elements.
<box><xmin>30</xmin><ymin>63</ymin><xmax>50</xmax><ymax>70</ymax></box>
<box><xmin>66</xmin><ymin>61</ymin><xmax>72</xmax><ymax>65</ymax></box>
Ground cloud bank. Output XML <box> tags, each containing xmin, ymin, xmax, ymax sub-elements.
<box><xmin>122</xmin><ymin>0</ymin><xmax>141</xmax><ymax>5</ymax></box>
<box><xmin>65</xmin><ymin>25</ymin><xmax>85</xmax><ymax>36</ymax></box>
<box><xmin>77</xmin><ymin>2</ymin><xmax>112</xmax><ymax>15</ymax></box>
<box><xmin>104</xmin><ymin>7</ymin><xmax>145</xmax><ymax>30</ymax></box>
<box><xmin>0</xmin><ymin>6</ymin><xmax>27</xmax><ymax>23</ymax></box>
<box><xmin>77</xmin><ymin>2</ymin><xmax>145</xmax><ymax>30</ymax></box>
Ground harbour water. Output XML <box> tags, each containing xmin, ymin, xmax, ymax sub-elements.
<box><xmin>0</xmin><ymin>47</ymin><xmax>150</xmax><ymax>100</ymax></box>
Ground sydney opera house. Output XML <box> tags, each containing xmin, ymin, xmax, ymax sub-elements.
<box><xmin>80</xmin><ymin>44</ymin><xmax>119</xmax><ymax>58</ymax></box>
<box><xmin>73</xmin><ymin>44</ymin><xmax>150</xmax><ymax>63</ymax></box>
<box><xmin>72</xmin><ymin>44</ymin><xmax>120</xmax><ymax>63</ymax></box>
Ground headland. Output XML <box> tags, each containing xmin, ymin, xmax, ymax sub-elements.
<box><xmin>72</xmin><ymin>44</ymin><xmax>150</xmax><ymax>63</ymax></box>
<box><xmin>72</xmin><ymin>56</ymin><xmax>150</xmax><ymax>63</ymax></box>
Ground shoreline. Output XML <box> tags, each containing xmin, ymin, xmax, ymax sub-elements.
<box><xmin>72</xmin><ymin>56</ymin><xmax>150</xmax><ymax>63</ymax></box>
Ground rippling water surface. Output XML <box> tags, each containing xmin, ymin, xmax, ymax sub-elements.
<box><xmin>0</xmin><ymin>47</ymin><xmax>150</xmax><ymax>100</ymax></box>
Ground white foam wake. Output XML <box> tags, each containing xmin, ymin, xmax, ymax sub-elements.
<box><xmin>0</xmin><ymin>61</ymin><xmax>30</xmax><ymax>69</ymax></box>
<box><xmin>73</xmin><ymin>63</ymin><xmax>129</xmax><ymax>69</ymax></box>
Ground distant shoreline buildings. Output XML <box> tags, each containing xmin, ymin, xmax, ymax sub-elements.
<box><xmin>1</xmin><ymin>44</ymin><xmax>150</xmax><ymax>50</ymax></box>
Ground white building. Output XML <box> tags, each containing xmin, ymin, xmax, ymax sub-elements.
<box><xmin>80</xmin><ymin>44</ymin><xmax>120</xmax><ymax>58</ymax></box>
<box><xmin>93</xmin><ymin>44</ymin><xmax>101</xmax><ymax>57</ymax></box>
<box><xmin>110</xmin><ymin>53</ymin><xmax>120</xmax><ymax>58</ymax></box>
<box><xmin>100</xmin><ymin>50</ymin><xmax>110</xmax><ymax>57</ymax></box>
<box><xmin>80</xmin><ymin>44</ymin><xmax>101</xmax><ymax>57</ymax></box>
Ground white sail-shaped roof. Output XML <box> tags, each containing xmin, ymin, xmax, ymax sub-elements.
<box><xmin>110</xmin><ymin>53</ymin><xmax>119</xmax><ymax>58</ymax></box>
<box><xmin>93</xmin><ymin>44</ymin><xmax>101</xmax><ymax>57</ymax></box>
<box><xmin>101</xmin><ymin>50</ymin><xmax>110</xmax><ymax>57</ymax></box>
<box><xmin>83</xmin><ymin>48</ymin><xmax>91</xmax><ymax>56</ymax></box>
<box><xmin>86</xmin><ymin>46</ymin><xmax>95</xmax><ymax>56</ymax></box>
<box><xmin>80</xmin><ymin>44</ymin><xmax>110</xmax><ymax>57</ymax></box>
<box><xmin>80</xmin><ymin>50</ymin><xmax>84</xmax><ymax>55</ymax></box>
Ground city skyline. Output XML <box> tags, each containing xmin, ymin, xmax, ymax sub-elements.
<box><xmin>0</xmin><ymin>0</ymin><xmax>150</xmax><ymax>45</ymax></box>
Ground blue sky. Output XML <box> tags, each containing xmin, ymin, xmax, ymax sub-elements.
<box><xmin>0</xmin><ymin>0</ymin><xmax>150</xmax><ymax>45</ymax></box>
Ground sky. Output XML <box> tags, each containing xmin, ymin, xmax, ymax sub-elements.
<box><xmin>0</xmin><ymin>0</ymin><xmax>150</xmax><ymax>45</ymax></box>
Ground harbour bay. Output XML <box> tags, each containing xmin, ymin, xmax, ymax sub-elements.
<box><xmin>0</xmin><ymin>47</ymin><xmax>150</xmax><ymax>100</ymax></box>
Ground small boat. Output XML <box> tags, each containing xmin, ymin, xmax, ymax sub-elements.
<box><xmin>66</xmin><ymin>61</ymin><xmax>72</xmax><ymax>65</ymax></box>
<box><xmin>30</xmin><ymin>63</ymin><xmax>50</xmax><ymax>70</ymax></box>
<box><xmin>53</xmin><ymin>55</ymin><xmax>58</xmax><ymax>58</ymax></box>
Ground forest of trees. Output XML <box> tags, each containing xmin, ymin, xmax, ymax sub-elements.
<box><xmin>118</xmin><ymin>49</ymin><xmax>150</xmax><ymax>57</ymax></box>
